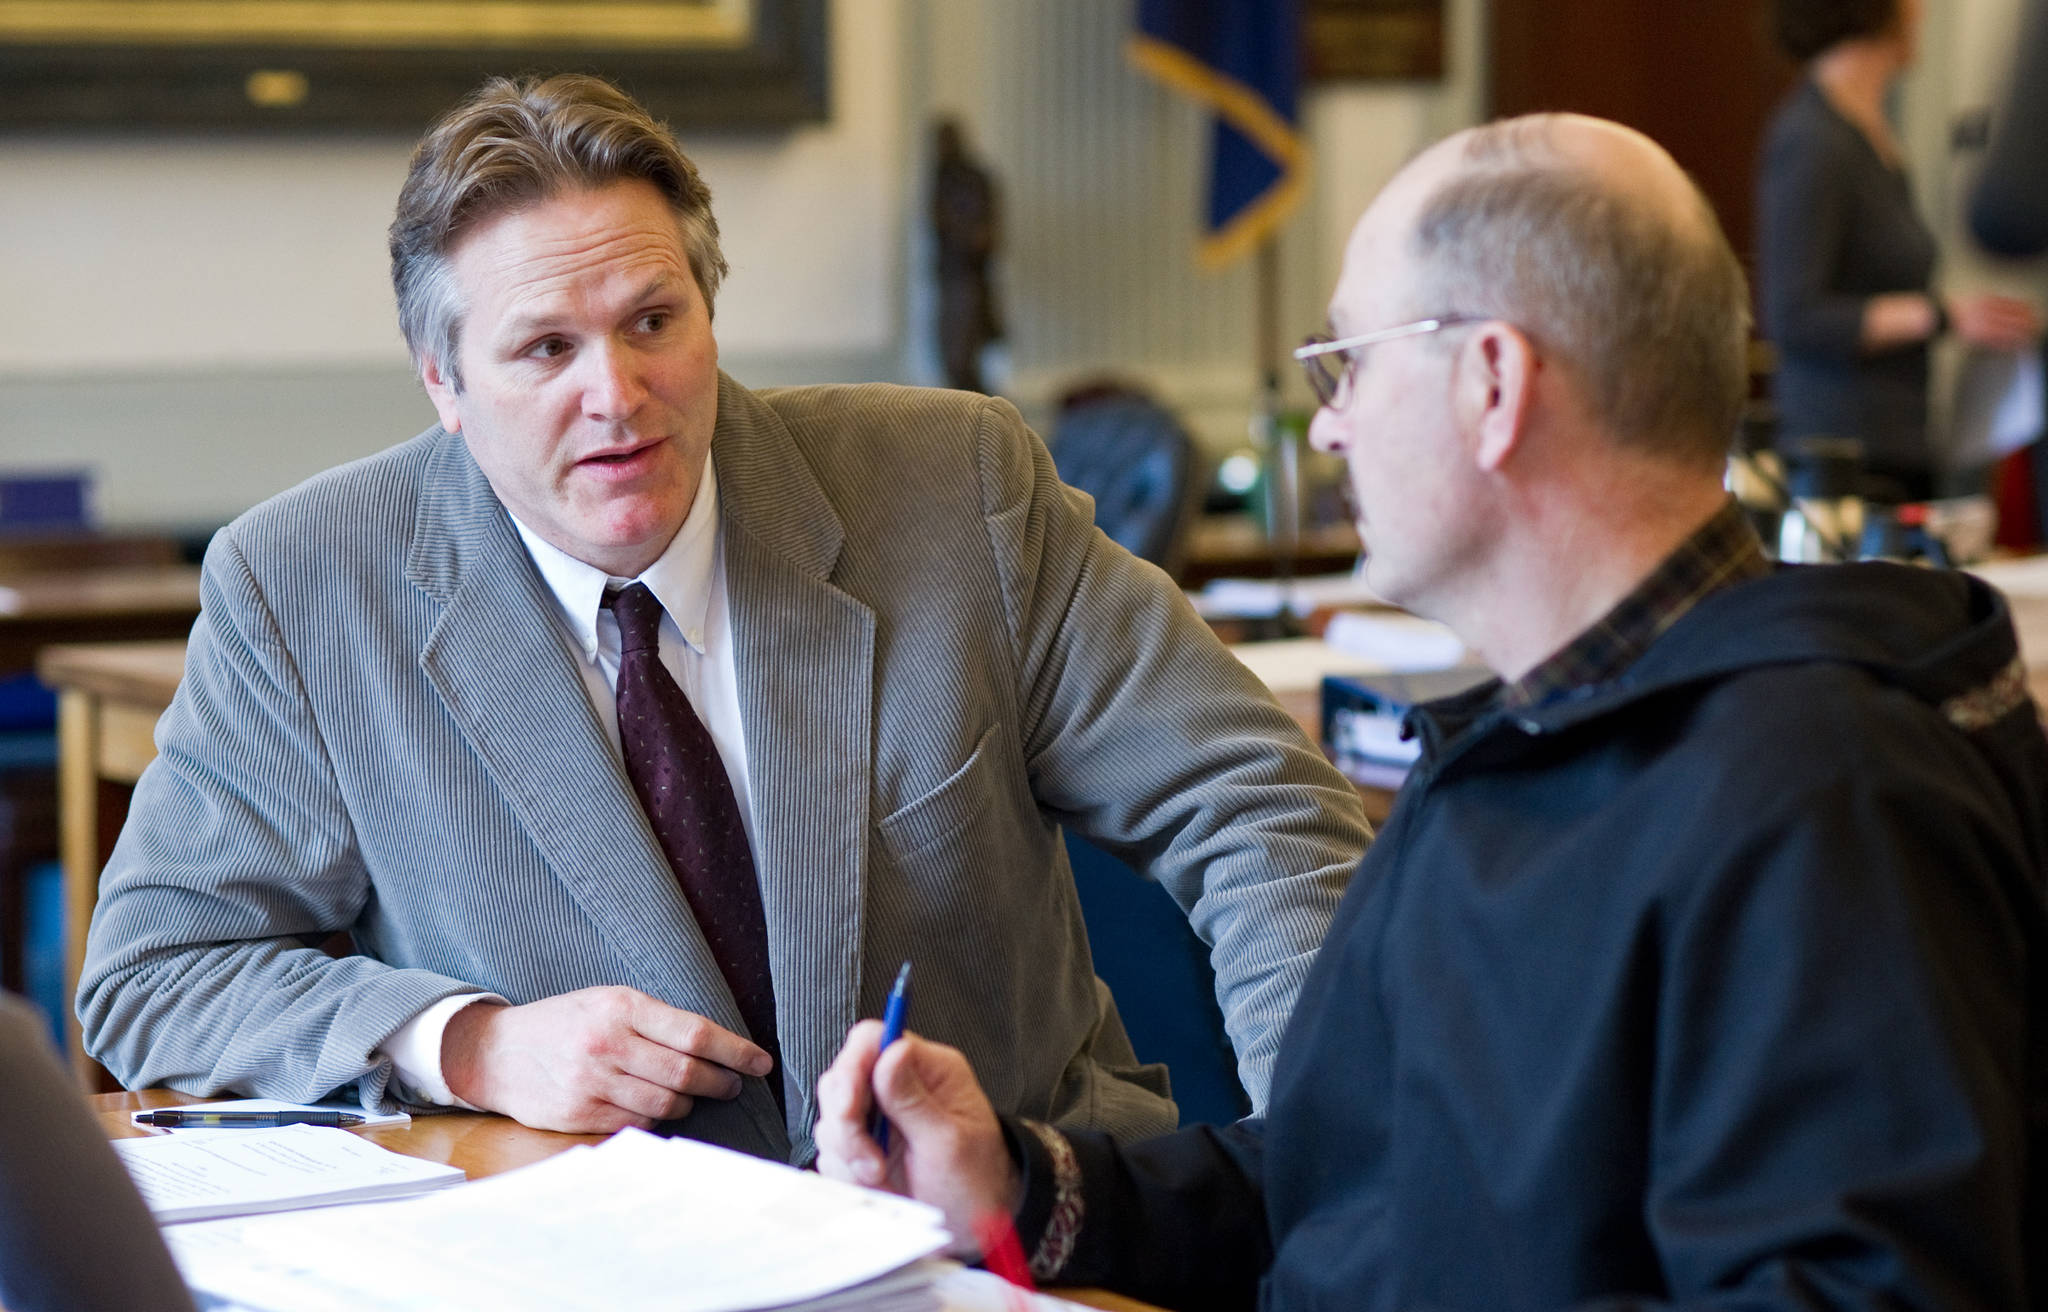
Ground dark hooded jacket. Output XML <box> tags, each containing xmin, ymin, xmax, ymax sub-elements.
<box><xmin>1025</xmin><ymin>562</ymin><xmax>2048</xmax><ymax>1311</ymax></box>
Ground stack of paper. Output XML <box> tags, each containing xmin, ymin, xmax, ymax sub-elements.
<box><xmin>112</xmin><ymin>1123</ymin><xmax>464</xmax><ymax>1223</ymax></box>
<box><xmin>1192</xmin><ymin>570</ymin><xmax>1385</xmax><ymax>619</ymax></box>
<box><xmin>1320</xmin><ymin>609</ymin><xmax>1465</xmax><ymax>671</ymax></box>
<box><xmin>164</xmin><ymin>1128</ymin><xmax>956</xmax><ymax>1312</ymax></box>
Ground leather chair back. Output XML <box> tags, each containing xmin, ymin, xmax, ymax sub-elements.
<box><xmin>1049</xmin><ymin>390</ymin><xmax>1202</xmax><ymax>573</ymax></box>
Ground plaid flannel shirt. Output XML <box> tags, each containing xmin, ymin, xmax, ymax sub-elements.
<box><xmin>1499</xmin><ymin>499</ymin><xmax>1771</xmax><ymax>710</ymax></box>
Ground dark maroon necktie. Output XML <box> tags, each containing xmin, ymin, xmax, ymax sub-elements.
<box><xmin>605</xmin><ymin>583</ymin><xmax>781</xmax><ymax>1094</ymax></box>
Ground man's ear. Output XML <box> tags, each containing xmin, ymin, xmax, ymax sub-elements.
<box><xmin>420</xmin><ymin>356</ymin><xmax>463</xmax><ymax>435</ymax></box>
<box><xmin>1458</xmin><ymin>322</ymin><xmax>1538</xmax><ymax>471</ymax></box>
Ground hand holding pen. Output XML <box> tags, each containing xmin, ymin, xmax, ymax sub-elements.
<box><xmin>814</xmin><ymin>1003</ymin><xmax>1025</xmax><ymax>1262</ymax></box>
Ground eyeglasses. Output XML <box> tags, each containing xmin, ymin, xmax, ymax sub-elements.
<box><xmin>1293</xmin><ymin>316</ymin><xmax>1480</xmax><ymax>406</ymax></box>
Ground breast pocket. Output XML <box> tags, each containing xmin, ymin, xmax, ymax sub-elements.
<box><xmin>876</xmin><ymin>723</ymin><xmax>1001</xmax><ymax>862</ymax></box>
<box><xmin>866</xmin><ymin>720</ymin><xmax>1088</xmax><ymax>1114</ymax></box>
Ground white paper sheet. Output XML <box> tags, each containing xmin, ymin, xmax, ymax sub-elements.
<box><xmin>112</xmin><ymin>1123</ymin><xmax>463</xmax><ymax>1223</ymax></box>
<box><xmin>168</xmin><ymin>1128</ymin><xmax>951</xmax><ymax>1312</ymax></box>
<box><xmin>929</xmin><ymin>1265</ymin><xmax>1100</xmax><ymax>1310</ymax></box>
<box><xmin>1320</xmin><ymin>610</ymin><xmax>1465</xmax><ymax>672</ymax></box>
<box><xmin>1950</xmin><ymin>349</ymin><xmax>2045</xmax><ymax>467</ymax></box>
<box><xmin>1192</xmin><ymin>570</ymin><xmax>1386</xmax><ymax>618</ymax></box>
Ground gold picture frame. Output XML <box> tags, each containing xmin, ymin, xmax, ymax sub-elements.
<box><xmin>0</xmin><ymin>0</ymin><xmax>825</xmax><ymax>130</ymax></box>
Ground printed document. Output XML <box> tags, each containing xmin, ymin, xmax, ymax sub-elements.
<box><xmin>112</xmin><ymin>1123</ymin><xmax>463</xmax><ymax>1223</ymax></box>
<box><xmin>166</xmin><ymin>1128</ymin><xmax>952</xmax><ymax>1311</ymax></box>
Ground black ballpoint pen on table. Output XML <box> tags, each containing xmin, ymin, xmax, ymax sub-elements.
<box><xmin>133</xmin><ymin>1109</ymin><xmax>366</xmax><ymax>1129</ymax></box>
<box><xmin>872</xmin><ymin>961</ymin><xmax>913</xmax><ymax>1153</ymax></box>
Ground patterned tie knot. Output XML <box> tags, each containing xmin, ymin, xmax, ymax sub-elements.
<box><xmin>607</xmin><ymin>582</ymin><xmax>665</xmax><ymax>655</ymax></box>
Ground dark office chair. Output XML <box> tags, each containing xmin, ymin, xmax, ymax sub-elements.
<box><xmin>0</xmin><ymin>716</ymin><xmax>58</xmax><ymax>996</ymax></box>
<box><xmin>1066</xmin><ymin>833</ymin><xmax>1251</xmax><ymax>1127</ymax></box>
<box><xmin>1048</xmin><ymin>387</ymin><xmax>1204</xmax><ymax>574</ymax></box>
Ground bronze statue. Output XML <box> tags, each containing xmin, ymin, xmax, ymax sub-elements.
<box><xmin>931</xmin><ymin>118</ymin><xmax>1004</xmax><ymax>393</ymax></box>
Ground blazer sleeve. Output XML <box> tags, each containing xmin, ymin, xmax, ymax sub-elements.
<box><xmin>968</xmin><ymin>395</ymin><xmax>1370</xmax><ymax>1109</ymax></box>
<box><xmin>1757</xmin><ymin>110</ymin><xmax>1871</xmax><ymax>364</ymax></box>
<box><xmin>75</xmin><ymin>527</ymin><xmax>482</xmax><ymax>1106</ymax></box>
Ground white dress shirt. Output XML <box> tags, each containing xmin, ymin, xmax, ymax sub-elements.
<box><xmin>376</xmin><ymin>461</ymin><xmax>754</xmax><ymax>1105</ymax></box>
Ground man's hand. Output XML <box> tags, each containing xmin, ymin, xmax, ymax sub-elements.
<box><xmin>441</xmin><ymin>987</ymin><xmax>772</xmax><ymax>1133</ymax></box>
<box><xmin>814</xmin><ymin>1020</ymin><xmax>1020</xmax><ymax>1256</ymax></box>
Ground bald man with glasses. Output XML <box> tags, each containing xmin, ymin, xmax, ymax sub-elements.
<box><xmin>817</xmin><ymin>113</ymin><xmax>2048</xmax><ymax>1311</ymax></box>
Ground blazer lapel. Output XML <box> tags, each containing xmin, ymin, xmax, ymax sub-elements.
<box><xmin>404</xmin><ymin>433</ymin><xmax>776</xmax><ymax>1083</ymax></box>
<box><xmin>714</xmin><ymin>376</ymin><xmax>876</xmax><ymax>1141</ymax></box>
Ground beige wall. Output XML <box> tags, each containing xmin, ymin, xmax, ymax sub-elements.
<box><xmin>0</xmin><ymin>0</ymin><xmax>909</xmax><ymax>526</ymax></box>
<box><xmin>909</xmin><ymin>0</ymin><xmax>1488</xmax><ymax>456</ymax></box>
<box><xmin>1</xmin><ymin>0</ymin><xmax>1500</xmax><ymax>529</ymax></box>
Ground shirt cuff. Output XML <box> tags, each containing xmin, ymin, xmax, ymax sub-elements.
<box><xmin>376</xmin><ymin>992</ymin><xmax>505</xmax><ymax>1109</ymax></box>
<box><xmin>1002</xmin><ymin>1116</ymin><xmax>1083</xmax><ymax>1284</ymax></box>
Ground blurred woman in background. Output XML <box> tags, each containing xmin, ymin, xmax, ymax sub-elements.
<box><xmin>1759</xmin><ymin>0</ymin><xmax>2040</xmax><ymax>502</ymax></box>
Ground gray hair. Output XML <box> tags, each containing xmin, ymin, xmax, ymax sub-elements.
<box><xmin>389</xmin><ymin>73</ymin><xmax>728</xmax><ymax>390</ymax></box>
<box><xmin>1405</xmin><ymin>117</ymin><xmax>1751</xmax><ymax>466</ymax></box>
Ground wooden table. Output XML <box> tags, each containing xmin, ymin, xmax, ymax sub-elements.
<box><xmin>92</xmin><ymin>1089</ymin><xmax>1152</xmax><ymax>1310</ymax></box>
<box><xmin>35</xmin><ymin>641</ymin><xmax>186</xmax><ymax>1084</ymax></box>
<box><xmin>1178</xmin><ymin>515</ymin><xmax>1360</xmax><ymax>587</ymax></box>
<box><xmin>98</xmin><ymin>1087</ymin><xmax>603</xmax><ymax>1177</ymax></box>
<box><xmin>0</xmin><ymin>565</ymin><xmax>200</xmax><ymax>673</ymax></box>
<box><xmin>0</xmin><ymin>565</ymin><xmax>198</xmax><ymax>1047</ymax></box>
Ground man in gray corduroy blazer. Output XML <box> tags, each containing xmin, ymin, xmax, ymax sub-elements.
<box><xmin>76</xmin><ymin>74</ymin><xmax>1369</xmax><ymax>1165</ymax></box>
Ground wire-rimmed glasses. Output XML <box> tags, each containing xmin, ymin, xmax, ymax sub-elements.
<box><xmin>1293</xmin><ymin>316</ymin><xmax>1481</xmax><ymax>406</ymax></box>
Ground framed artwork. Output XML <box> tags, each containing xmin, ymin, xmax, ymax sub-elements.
<box><xmin>0</xmin><ymin>0</ymin><xmax>827</xmax><ymax>131</ymax></box>
<box><xmin>1304</xmin><ymin>0</ymin><xmax>1443</xmax><ymax>81</ymax></box>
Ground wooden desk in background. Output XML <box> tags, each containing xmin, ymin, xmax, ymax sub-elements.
<box><xmin>0</xmin><ymin>563</ymin><xmax>197</xmax><ymax>1015</ymax></box>
<box><xmin>1177</xmin><ymin>515</ymin><xmax>1360</xmax><ymax>588</ymax></box>
<box><xmin>35</xmin><ymin>641</ymin><xmax>186</xmax><ymax>1085</ymax></box>
<box><xmin>0</xmin><ymin>564</ymin><xmax>200</xmax><ymax>673</ymax></box>
<box><xmin>92</xmin><ymin>1089</ymin><xmax>1157</xmax><ymax>1311</ymax></box>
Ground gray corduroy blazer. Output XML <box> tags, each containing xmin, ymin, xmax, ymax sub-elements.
<box><xmin>78</xmin><ymin>376</ymin><xmax>1367</xmax><ymax>1163</ymax></box>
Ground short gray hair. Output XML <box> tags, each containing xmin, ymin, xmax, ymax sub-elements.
<box><xmin>1405</xmin><ymin>118</ymin><xmax>1750</xmax><ymax>466</ymax></box>
<box><xmin>389</xmin><ymin>73</ymin><xmax>728</xmax><ymax>390</ymax></box>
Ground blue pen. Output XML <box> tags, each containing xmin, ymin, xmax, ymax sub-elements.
<box><xmin>873</xmin><ymin>961</ymin><xmax>913</xmax><ymax>1153</ymax></box>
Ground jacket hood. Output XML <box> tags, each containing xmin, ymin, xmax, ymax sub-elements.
<box><xmin>1621</xmin><ymin>561</ymin><xmax>2019</xmax><ymax>714</ymax></box>
<box><xmin>1410</xmin><ymin>562</ymin><xmax>2027</xmax><ymax>748</ymax></box>
<box><xmin>1405</xmin><ymin>557</ymin><xmax>2048</xmax><ymax>915</ymax></box>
